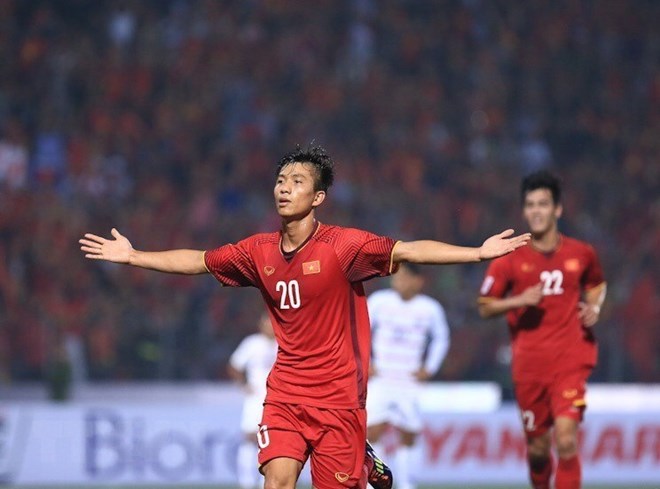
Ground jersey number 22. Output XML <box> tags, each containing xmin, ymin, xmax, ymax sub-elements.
<box><xmin>540</xmin><ymin>270</ymin><xmax>564</xmax><ymax>296</ymax></box>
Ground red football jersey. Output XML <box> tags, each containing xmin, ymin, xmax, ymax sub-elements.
<box><xmin>204</xmin><ymin>222</ymin><xmax>398</xmax><ymax>409</ymax></box>
<box><xmin>479</xmin><ymin>235</ymin><xmax>605</xmax><ymax>382</ymax></box>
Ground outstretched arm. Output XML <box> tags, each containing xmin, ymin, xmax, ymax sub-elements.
<box><xmin>393</xmin><ymin>229</ymin><xmax>530</xmax><ymax>265</ymax></box>
<box><xmin>79</xmin><ymin>228</ymin><xmax>207</xmax><ymax>274</ymax></box>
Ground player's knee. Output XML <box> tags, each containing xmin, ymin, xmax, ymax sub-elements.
<box><xmin>555</xmin><ymin>432</ymin><xmax>578</xmax><ymax>458</ymax></box>
<box><xmin>400</xmin><ymin>430</ymin><xmax>416</xmax><ymax>446</ymax></box>
<box><xmin>526</xmin><ymin>432</ymin><xmax>551</xmax><ymax>459</ymax></box>
<box><xmin>264</xmin><ymin>476</ymin><xmax>296</xmax><ymax>489</ymax></box>
<box><xmin>262</xmin><ymin>465</ymin><xmax>298</xmax><ymax>489</ymax></box>
<box><xmin>367</xmin><ymin>422</ymin><xmax>388</xmax><ymax>441</ymax></box>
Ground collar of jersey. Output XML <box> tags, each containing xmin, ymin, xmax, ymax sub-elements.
<box><xmin>279</xmin><ymin>220</ymin><xmax>321</xmax><ymax>262</ymax></box>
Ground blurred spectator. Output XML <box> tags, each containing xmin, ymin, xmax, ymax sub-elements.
<box><xmin>0</xmin><ymin>0</ymin><xmax>657</xmax><ymax>385</ymax></box>
<box><xmin>0</xmin><ymin>118</ymin><xmax>28</xmax><ymax>189</ymax></box>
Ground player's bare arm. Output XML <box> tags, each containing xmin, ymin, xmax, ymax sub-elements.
<box><xmin>79</xmin><ymin>228</ymin><xmax>207</xmax><ymax>274</ymax></box>
<box><xmin>478</xmin><ymin>282</ymin><xmax>543</xmax><ymax>318</ymax></box>
<box><xmin>393</xmin><ymin>229</ymin><xmax>530</xmax><ymax>265</ymax></box>
<box><xmin>578</xmin><ymin>282</ymin><xmax>607</xmax><ymax>328</ymax></box>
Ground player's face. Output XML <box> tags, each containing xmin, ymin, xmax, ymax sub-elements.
<box><xmin>391</xmin><ymin>266</ymin><xmax>424</xmax><ymax>300</ymax></box>
<box><xmin>274</xmin><ymin>162</ymin><xmax>325</xmax><ymax>219</ymax></box>
<box><xmin>523</xmin><ymin>188</ymin><xmax>562</xmax><ymax>236</ymax></box>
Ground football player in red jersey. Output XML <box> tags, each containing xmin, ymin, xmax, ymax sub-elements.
<box><xmin>80</xmin><ymin>144</ymin><xmax>529</xmax><ymax>489</ymax></box>
<box><xmin>478</xmin><ymin>171</ymin><xmax>607</xmax><ymax>489</ymax></box>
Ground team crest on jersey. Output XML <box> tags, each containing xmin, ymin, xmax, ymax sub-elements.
<box><xmin>521</xmin><ymin>262</ymin><xmax>534</xmax><ymax>272</ymax></box>
<box><xmin>335</xmin><ymin>472</ymin><xmax>350</xmax><ymax>482</ymax></box>
<box><xmin>303</xmin><ymin>260</ymin><xmax>321</xmax><ymax>275</ymax></box>
<box><xmin>263</xmin><ymin>266</ymin><xmax>275</xmax><ymax>276</ymax></box>
<box><xmin>562</xmin><ymin>388</ymin><xmax>578</xmax><ymax>399</ymax></box>
<box><xmin>564</xmin><ymin>259</ymin><xmax>580</xmax><ymax>271</ymax></box>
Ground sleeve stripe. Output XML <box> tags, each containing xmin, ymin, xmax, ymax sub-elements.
<box><xmin>584</xmin><ymin>281</ymin><xmax>607</xmax><ymax>293</ymax></box>
<box><xmin>202</xmin><ymin>250</ymin><xmax>211</xmax><ymax>273</ymax></box>
<box><xmin>389</xmin><ymin>240</ymin><xmax>402</xmax><ymax>274</ymax></box>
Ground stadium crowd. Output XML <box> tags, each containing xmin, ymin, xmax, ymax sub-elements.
<box><xmin>0</xmin><ymin>0</ymin><xmax>657</xmax><ymax>391</ymax></box>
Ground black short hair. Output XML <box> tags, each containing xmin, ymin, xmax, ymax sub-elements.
<box><xmin>277</xmin><ymin>144</ymin><xmax>335</xmax><ymax>192</ymax></box>
<box><xmin>521</xmin><ymin>170</ymin><xmax>561</xmax><ymax>204</ymax></box>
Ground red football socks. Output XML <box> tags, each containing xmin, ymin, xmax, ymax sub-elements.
<box><xmin>555</xmin><ymin>455</ymin><xmax>581</xmax><ymax>489</ymax></box>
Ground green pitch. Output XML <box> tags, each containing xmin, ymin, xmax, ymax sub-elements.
<box><xmin>0</xmin><ymin>483</ymin><xmax>659</xmax><ymax>489</ymax></box>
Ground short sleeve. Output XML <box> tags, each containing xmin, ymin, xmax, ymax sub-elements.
<box><xmin>582</xmin><ymin>244</ymin><xmax>605</xmax><ymax>290</ymax></box>
<box><xmin>479</xmin><ymin>257</ymin><xmax>511</xmax><ymax>299</ymax></box>
<box><xmin>334</xmin><ymin>228</ymin><xmax>398</xmax><ymax>283</ymax></box>
<box><xmin>204</xmin><ymin>236</ymin><xmax>258</xmax><ymax>287</ymax></box>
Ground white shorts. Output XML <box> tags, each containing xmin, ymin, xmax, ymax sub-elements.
<box><xmin>366</xmin><ymin>377</ymin><xmax>423</xmax><ymax>433</ymax></box>
<box><xmin>241</xmin><ymin>392</ymin><xmax>266</xmax><ymax>434</ymax></box>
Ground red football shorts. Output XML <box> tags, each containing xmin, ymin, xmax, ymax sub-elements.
<box><xmin>257</xmin><ymin>401</ymin><xmax>368</xmax><ymax>489</ymax></box>
<box><xmin>514</xmin><ymin>366</ymin><xmax>592</xmax><ymax>437</ymax></box>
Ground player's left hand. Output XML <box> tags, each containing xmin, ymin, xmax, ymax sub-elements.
<box><xmin>479</xmin><ymin>229</ymin><xmax>531</xmax><ymax>260</ymax></box>
<box><xmin>578</xmin><ymin>302</ymin><xmax>600</xmax><ymax>327</ymax></box>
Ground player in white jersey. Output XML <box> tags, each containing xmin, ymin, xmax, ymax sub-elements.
<box><xmin>228</xmin><ymin>313</ymin><xmax>278</xmax><ymax>489</ymax></box>
<box><xmin>366</xmin><ymin>263</ymin><xmax>450</xmax><ymax>489</ymax></box>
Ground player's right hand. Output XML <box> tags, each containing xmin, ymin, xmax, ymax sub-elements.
<box><xmin>414</xmin><ymin>368</ymin><xmax>432</xmax><ymax>381</ymax></box>
<box><xmin>520</xmin><ymin>283</ymin><xmax>543</xmax><ymax>306</ymax></box>
<box><xmin>79</xmin><ymin>228</ymin><xmax>133</xmax><ymax>264</ymax></box>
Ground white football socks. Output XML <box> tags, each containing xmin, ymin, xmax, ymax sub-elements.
<box><xmin>395</xmin><ymin>445</ymin><xmax>415</xmax><ymax>489</ymax></box>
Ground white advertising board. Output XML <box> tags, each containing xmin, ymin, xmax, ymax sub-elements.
<box><xmin>0</xmin><ymin>386</ymin><xmax>658</xmax><ymax>485</ymax></box>
<box><xmin>411</xmin><ymin>410</ymin><xmax>660</xmax><ymax>484</ymax></box>
<box><xmin>1</xmin><ymin>403</ymin><xmax>246</xmax><ymax>484</ymax></box>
